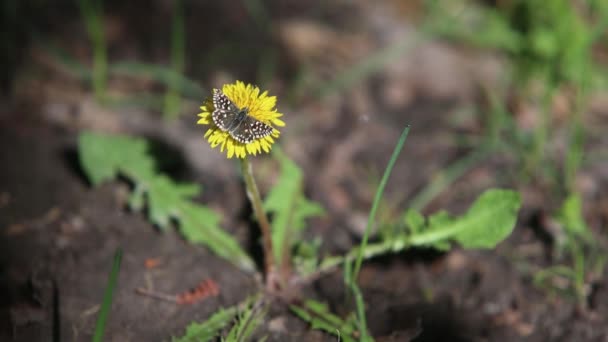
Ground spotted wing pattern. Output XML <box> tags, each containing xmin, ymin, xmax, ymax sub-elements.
<box><xmin>211</xmin><ymin>89</ymin><xmax>239</xmax><ymax>132</ymax></box>
<box><xmin>211</xmin><ymin>89</ymin><xmax>274</xmax><ymax>144</ymax></box>
<box><xmin>233</xmin><ymin>115</ymin><xmax>274</xmax><ymax>143</ymax></box>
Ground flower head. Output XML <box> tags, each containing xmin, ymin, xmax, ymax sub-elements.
<box><xmin>197</xmin><ymin>81</ymin><xmax>285</xmax><ymax>158</ymax></box>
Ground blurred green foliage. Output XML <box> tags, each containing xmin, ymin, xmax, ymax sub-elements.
<box><xmin>427</xmin><ymin>0</ymin><xmax>608</xmax><ymax>87</ymax></box>
<box><xmin>426</xmin><ymin>0</ymin><xmax>607</xmax><ymax>306</ymax></box>
<box><xmin>263</xmin><ymin>148</ymin><xmax>325</xmax><ymax>272</ymax></box>
<box><xmin>164</xmin><ymin>0</ymin><xmax>186</xmax><ymax>120</ymax></box>
<box><xmin>427</xmin><ymin>0</ymin><xmax>608</xmax><ymax>191</ymax></box>
<box><xmin>534</xmin><ymin>193</ymin><xmax>606</xmax><ymax>307</ymax></box>
<box><xmin>77</xmin><ymin>0</ymin><xmax>107</xmax><ymax>103</ymax></box>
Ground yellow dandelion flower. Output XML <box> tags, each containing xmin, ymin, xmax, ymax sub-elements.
<box><xmin>197</xmin><ymin>81</ymin><xmax>285</xmax><ymax>158</ymax></box>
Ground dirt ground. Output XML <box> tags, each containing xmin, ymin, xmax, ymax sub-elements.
<box><xmin>2</xmin><ymin>1</ymin><xmax>608</xmax><ymax>341</ymax></box>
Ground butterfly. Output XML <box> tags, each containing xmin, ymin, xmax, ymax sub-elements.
<box><xmin>211</xmin><ymin>89</ymin><xmax>274</xmax><ymax>144</ymax></box>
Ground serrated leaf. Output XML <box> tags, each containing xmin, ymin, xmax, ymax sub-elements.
<box><xmin>316</xmin><ymin>189</ymin><xmax>521</xmax><ymax>277</ymax></box>
<box><xmin>427</xmin><ymin>210</ymin><xmax>452</xmax><ymax>227</ymax></box>
<box><xmin>180</xmin><ymin>203</ymin><xmax>255</xmax><ymax>271</ymax></box>
<box><xmin>290</xmin><ymin>300</ymin><xmax>358</xmax><ymax>342</ymax></box>
<box><xmin>223</xmin><ymin>302</ymin><xmax>265</xmax><ymax>342</ymax></box>
<box><xmin>78</xmin><ymin>132</ymin><xmax>255</xmax><ymax>271</ymax></box>
<box><xmin>79</xmin><ymin>132</ymin><xmax>155</xmax><ymax>185</ymax></box>
<box><xmin>263</xmin><ymin>149</ymin><xmax>325</xmax><ymax>266</ymax></box>
<box><xmin>173</xmin><ymin>306</ymin><xmax>238</xmax><ymax>342</ymax></box>
<box><xmin>128</xmin><ymin>184</ymin><xmax>146</xmax><ymax>211</ymax></box>
<box><xmin>146</xmin><ymin>175</ymin><xmax>202</xmax><ymax>230</ymax></box>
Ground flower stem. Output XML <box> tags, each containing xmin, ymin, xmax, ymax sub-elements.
<box><xmin>240</xmin><ymin>157</ymin><xmax>278</xmax><ymax>290</ymax></box>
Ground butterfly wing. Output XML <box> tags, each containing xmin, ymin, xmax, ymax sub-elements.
<box><xmin>231</xmin><ymin>116</ymin><xmax>274</xmax><ymax>144</ymax></box>
<box><xmin>212</xmin><ymin>89</ymin><xmax>239</xmax><ymax>131</ymax></box>
<box><xmin>212</xmin><ymin>89</ymin><xmax>273</xmax><ymax>144</ymax></box>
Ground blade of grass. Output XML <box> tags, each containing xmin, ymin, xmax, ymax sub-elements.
<box><xmin>350</xmin><ymin>282</ymin><xmax>371</xmax><ymax>342</ymax></box>
<box><xmin>224</xmin><ymin>299</ymin><xmax>266</xmax><ymax>342</ymax></box>
<box><xmin>241</xmin><ymin>0</ymin><xmax>276</xmax><ymax>87</ymax></box>
<box><xmin>565</xmin><ymin>32</ymin><xmax>592</xmax><ymax>193</ymax></box>
<box><xmin>352</xmin><ymin>126</ymin><xmax>410</xmax><ymax>281</ymax></box>
<box><xmin>343</xmin><ymin>260</ymin><xmax>372</xmax><ymax>342</ymax></box>
<box><xmin>164</xmin><ymin>0</ymin><xmax>185</xmax><ymax>120</ymax></box>
<box><xmin>242</xmin><ymin>0</ymin><xmax>271</xmax><ymax>32</ymax></box>
<box><xmin>78</xmin><ymin>0</ymin><xmax>107</xmax><ymax>103</ymax></box>
<box><xmin>290</xmin><ymin>300</ymin><xmax>358</xmax><ymax>342</ymax></box>
<box><xmin>92</xmin><ymin>248</ymin><xmax>122</xmax><ymax>342</ymax></box>
<box><xmin>32</xmin><ymin>32</ymin><xmax>91</xmax><ymax>80</ymax></box>
<box><xmin>564</xmin><ymin>87</ymin><xmax>586</xmax><ymax>193</ymax></box>
<box><xmin>526</xmin><ymin>78</ymin><xmax>557</xmax><ymax>180</ymax></box>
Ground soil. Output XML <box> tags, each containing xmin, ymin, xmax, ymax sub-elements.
<box><xmin>2</xmin><ymin>1</ymin><xmax>608</xmax><ymax>341</ymax></box>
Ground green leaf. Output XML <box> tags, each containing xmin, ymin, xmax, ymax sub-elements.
<box><xmin>79</xmin><ymin>132</ymin><xmax>155</xmax><ymax>186</ymax></box>
<box><xmin>409</xmin><ymin>189</ymin><xmax>521</xmax><ymax>249</ymax></box>
<box><xmin>263</xmin><ymin>149</ymin><xmax>325</xmax><ymax>266</ymax></box>
<box><xmin>404</xmin><ymin>209</ymin><xmax>425</xmax><ymax>234</ymax></box>
<box><xmin>78</xmin><ymin>131</ymin><xmax>255</xmax><ymax>271</ymax></box>
<box><xmin>145</xmin><ymin>176</ymin><xmax>202</xmax><ymax>230</ymax></box>
<box><xmin>180</xmin><ymin>203</ymin><xmax>255</xmax><ymax>271</ymax></box>
<box><xmin>92</xmin><ymin>249</ymin><xmax>122</xmax><ymax>342</ymax></box>
<box><xmin>173</xmin><ymin>306</ymin><xmax>239</xmax><ymax>342</ymax></box>
<box><xmin>314</xmin><ymin>188</ymin><xmax>521</xmax><ymax>277</ymax></box>
<box><xmin>557</xmin><ymin>193</ymin><xmax>589</xmax><ymax>237</ymax></box>
<box><xmin>427</xmin><ymin>210</ymin><xmax>451</xmax><ymax>228</ymax></box>
<box><xmin>292</xmin><ymin>238</ymin><xmax>322</xmax><ymax>276</ymax></box>
<box><xmin>453</xmin><ymin>189</ymin><xmax>520</xmax><ymax>248</ymax></box>
<box><xmin>223</xmin><ymin>302</ymin><xmax>265</xmax><ymax>342</ymax></box>
<box><xmin>290</xmin><ymin>300</ymin><xmax>359</xmax><ymax>342</ymax></box>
